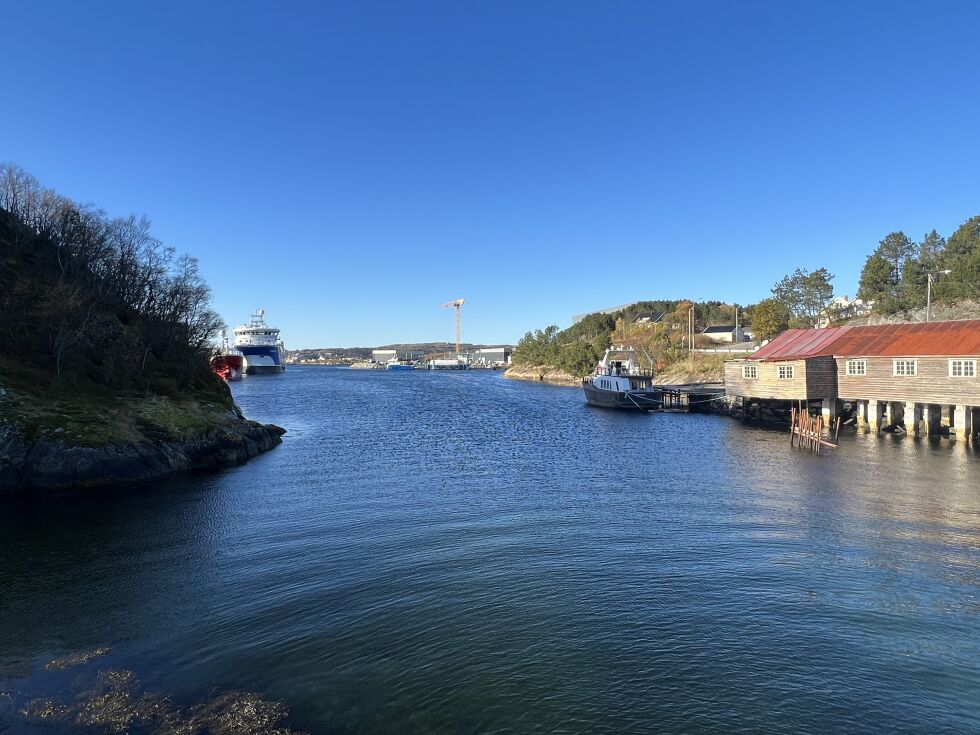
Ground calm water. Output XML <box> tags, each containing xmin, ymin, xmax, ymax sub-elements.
<box><xmin>2</xmin><ymin>367</ymin><xmax>980</xmax><ymax>733</ymax></box>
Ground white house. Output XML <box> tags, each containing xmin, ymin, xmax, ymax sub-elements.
<box><xmin>701</xmin><ymin>325</ymin><xmax>747</xmax><ymax>344</ymax></box>
<box><xmin>817</xmin><ymin>296</ymin><xmax>874</xmax><ymax>327</ymax></box>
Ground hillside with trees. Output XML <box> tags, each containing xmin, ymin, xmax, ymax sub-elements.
<box><xmin>510</xmin><ymin>299</ymin><xmax>752</xmax><ymax>381</ymax></box>
<box><xmin>0</xmin><ymin>164</ymin><xmax>282</xmax><ymax>489</ymax></box>
<box><xmin>857</xmin><ymin>217</ymin><xmax>980</xmax><ymax>315</ymax></box>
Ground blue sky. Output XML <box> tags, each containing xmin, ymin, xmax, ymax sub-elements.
<box><xmin>3</xmin><ymin>1</ymin><xmax>979</xmax><ymax>347</ymax></box>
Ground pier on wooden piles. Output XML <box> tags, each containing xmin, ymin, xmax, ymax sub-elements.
<box><xmin>790</xmin><ymin>406</ymin><xmax>840</xmax><ymax>453</ymax></box>
<box><xmin>658</xmin><ymin>383</ymin><xmax>726</xmax><ymax>412</ymax></box>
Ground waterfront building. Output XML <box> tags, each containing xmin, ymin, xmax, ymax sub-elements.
<box><xmin>831</xmin><ymin>321</ymin><xmax>980</xmax><ymax>437</ymax></box>
<box><xmin>725</xmin><ymin>327</ymin><xmax>845</xmax><ymax>413</ymax></box>
<box><xmin>372</xmin><ymin>349</ymin><xmax>397</xmax><ymax>363</ymax></box>
<box><xmin>371</xmin><ymin>349</ymin><xmax>425</xmax><ymax>363</ymax></box>
<box><xmin>473</xmin><ymin>347</ymin><xmax>512</xmax><ymax>366</ymax></box>
<box><xmin>725</xmin><ymin>320</ymin><xmax>980</xmax><ymax>441</ymax></box>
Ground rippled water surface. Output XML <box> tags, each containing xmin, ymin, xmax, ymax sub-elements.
<box><xmin>2</xmin><ymin>367</ymin><xmax>980</xmax><ymax>733</ymax></box>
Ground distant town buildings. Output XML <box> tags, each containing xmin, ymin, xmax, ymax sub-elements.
<box><xmin>371</xmin><ymin>349</ymin><xmax>426</xmax><ymax>363</ymax></box>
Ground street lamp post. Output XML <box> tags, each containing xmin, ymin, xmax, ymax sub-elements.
<box><xmin>926</xmin><ymin>269</ymin><xmax>952</xmax><ymax>322</ymax></box>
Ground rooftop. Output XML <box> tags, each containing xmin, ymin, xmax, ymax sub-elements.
<box><xmin>749</xmin><ymin>320</ymin><xmax>980</xmax><ymax>361</ymax></box>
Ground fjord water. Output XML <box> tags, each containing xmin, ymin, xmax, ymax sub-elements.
<box><xmin>2</xmin><ymin>368</ymin><xmax>979</xmax><ymax>734</ymax></box>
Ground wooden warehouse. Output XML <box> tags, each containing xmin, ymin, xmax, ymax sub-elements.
<box><xmin>724</xmin><ymin>327</ymin><xmax>849</xmax><ymax>422</ymax></box>
<box><xmin>831</xmin><ymin>320</ymin><xmax>980</xmax><ymax>439</ymax></box>
<box><xmin>725</xmin><ymin>320</ymin><xmax>980</xmax><ymax>441</ymax></box>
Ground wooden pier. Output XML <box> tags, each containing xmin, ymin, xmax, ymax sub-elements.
<box><xmin>657</xmin><ymin>383</ymin><xmax>726</xmax><ymax>412</ymax></box>
<box><xmin>790</xmin><ymin>406</ymin><xmax>840</xmax><ymax>453</ymax></box>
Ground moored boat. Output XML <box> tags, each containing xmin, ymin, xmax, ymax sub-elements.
<box><xmin>233</xmin><ymin>309</ymin><xmax>286</xmax><ymax>374</ymax></box>
<box><xmin>386</xmin><ymin>357</ymin><xmax>415</xmax><ymax>371</ymax></box>
<box><xmin>583</xmin><ymin>347</ymin><xmax>663</xmax><ymax>411</ymax></box>
<box><xmin>210</xmin><ymin>329</ymin><xmax>244</xmax><ymax>381</ymax></box>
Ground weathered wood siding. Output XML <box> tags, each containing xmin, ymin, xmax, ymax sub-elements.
<box><xmin>725</xmin><ymin>358</ymin><xmax>827</xmax><ymax>400</ymax></box>
<box><xmin>836</xmin><ymin>356</ymin><xmax>980</xmax><ymax>404</ymax></box>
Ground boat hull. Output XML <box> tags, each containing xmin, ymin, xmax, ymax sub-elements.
<box><xmin>583</xmin><ymin>383</ymin><xmax>663</xmax><ymax>411</ymax></box>
<box><xmin>239</xmin><ymin>345</ymin><xmax>286</xmax><ymax>374</ymax></box>
<box><xmin>210</xmin><ymin>354</ymin><xmax>244</xmax><ymax>381</ymax></box>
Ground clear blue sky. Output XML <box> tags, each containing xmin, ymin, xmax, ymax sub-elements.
<box><xmin>3</xmin><ymin>1</ymin><xmax>979</xmax><ymax>347</ymax></box>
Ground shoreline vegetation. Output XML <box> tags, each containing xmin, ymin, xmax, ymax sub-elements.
<box><xmin>0</xmin><ymin>165</ymin><xmax>283</xmax><ymax>492</ymax></box>
<box><xmin>505</xmin><ymin>216</ymin><xmax>980</xmax><ymax>388</ymax></box>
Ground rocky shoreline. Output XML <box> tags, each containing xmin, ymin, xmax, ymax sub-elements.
<box><xmin>0</xmin><ymin>415</ymin><xmax>285</xmax><ymax>492</ymax></box>
<box><xmin>502</xmin><ymin>365</ymin><xmax>582</xmax><ymax>387</ymax></box>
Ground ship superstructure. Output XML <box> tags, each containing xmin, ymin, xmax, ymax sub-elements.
<box><xmin>233</xmin><ymin>309</ymin><xmax>286</xmax><ymax>374</ymax></box>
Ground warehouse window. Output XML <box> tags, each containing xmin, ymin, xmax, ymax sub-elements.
<box><xmin>777</xmin><ymin>365</ymin><xmax>794</xmax><ymax>379</ymax></box>
<box><xmin>846</xmin><ymin>359</ymin><xmax>867</xmax><ymax>376</ymax></box>
<box><xmin>743</xmin><ymin>365</ymin><xmax>757</xmax><ymax>379</ymax></box>
<box><xmin>893</xmin><ymin>359</ymin><xmax>917</xmax><ymax>376</ymax></box>
<box><xmin>949</xmin><ymin>359</ymin><xmax>977</xmax><ymax>377</ymax></box>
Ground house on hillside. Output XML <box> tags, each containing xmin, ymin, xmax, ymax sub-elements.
<box><xmin>701</xmin><ymin>325</ymin><xmax>748</xmax><ymax>344</ymax></box>
<box><xmin>817</xmin><ymin>295</ymin><xmax>874</xmax><ymax>327</ymax></box>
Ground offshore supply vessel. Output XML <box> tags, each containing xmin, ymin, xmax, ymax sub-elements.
<box><xmin>233</xmin><ymin>309</ymin><xmax>286</xmax><ymax>374</ymax></box>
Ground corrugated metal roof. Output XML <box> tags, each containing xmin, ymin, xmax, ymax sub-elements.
<box><xmin>749</xmin><ymin>319</ymin><xmax>980</xmax><ymax>361</ymax></box>
<box><xmin>828</xmin><ymin>319</ymin><xmax>980</xmax><ymax>357</ymax></box>
<box><xmin>749</xmin><ymin>326</ymin><xmax>852</xmax><ymax>361</ymax></box>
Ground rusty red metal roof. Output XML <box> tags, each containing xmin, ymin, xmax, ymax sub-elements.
<box><xmin>749</xmin><ymin>326</ymin><xmax>852</xmax><ymax>361</ymax></box>
<box><xmin>828</xmin><ymin>319</ymin><xmax>980</xmax><ymax>357</ymax></box>
<box><xmin>749</xmin><ymin>320</ymin><xmax>980</xmax><ymax>361</ymax></box>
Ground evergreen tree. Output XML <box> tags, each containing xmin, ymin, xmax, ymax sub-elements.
<box><xmin>939</xmin><ymin>216</ymin><xmax>980</xmax><ymax>300</ymax></box>
<box><xmin>918</xmin><ymin>229</ymin><xmax>946</xmax><ymax>268</ymax></box>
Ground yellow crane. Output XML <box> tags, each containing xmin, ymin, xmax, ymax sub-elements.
<box><xmin>441</xmin><ymin>298</ymin><xmax>465</xmax><ymax>356</ymax></box>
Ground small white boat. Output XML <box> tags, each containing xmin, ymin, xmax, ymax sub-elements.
<box><xmin>583</xmin><ymin>347</ymin><xmax>663</xmax><ymax>411</ymax></box>
<box><xmin>386</xmin><ymin>357</ymin><xmax>415</xmax><ymax>371</ymax></box>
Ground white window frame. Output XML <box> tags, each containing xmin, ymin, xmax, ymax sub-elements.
<box><xmin>949</xmin><ymin>359</ymin><xmax>977</xmax><ymax>378</ymax></box>
<box><xmin>846</xmin><ymin>359</ymin><xmax>867</xmax><ymax>376</ymax></box>
<box><xmin>893</xmin><ymin>359</ymin><xmax>917</xmax><ymax>376</ymax></box>
<box><xmin>777</xmin><ymin>365</ymin><xmax>795</xmax><ymax>380</ymax></box>
<box><xmin>743</xmin><ymin>365</ymin><xmax>757</xmax><ymax>379</ymax></box>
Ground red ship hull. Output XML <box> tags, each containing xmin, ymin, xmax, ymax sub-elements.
<box><xmin>210</xmin><ymin>353</ymin><xmax>244</xmax><ymax>381</ymax></box>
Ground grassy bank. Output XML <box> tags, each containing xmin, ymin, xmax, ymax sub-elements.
<box><xmin>0</xmin><ymin>356</ymin><xmax>236</xmax><ymax>448</ymax></box>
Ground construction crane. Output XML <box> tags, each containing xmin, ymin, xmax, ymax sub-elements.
<box><xmin>441</xmin><ymin>298</ymin><xmax>465</xmax><ymax>356</ymax></box>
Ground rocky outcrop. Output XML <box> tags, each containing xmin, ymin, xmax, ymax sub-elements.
<box><xmin>503</xmin><ymin>365</ymin><xmax>582</xmax><ymax>387</ymax></box>
<box><xmin>0</xmin><ymin>418</ymin><xmax>285</xmax><ymax>492</ymax></box>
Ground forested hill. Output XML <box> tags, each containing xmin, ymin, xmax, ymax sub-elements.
<box><xmin>0</xmin><ymin>198</ymin><xmax>222</xmax><ymax>395</ymax></box>
<box><xmin>511</xmin><ymin>300</ymin><xmax>747</xmax><ymax>378</ymax></box>
<box><xmin>0</xmin><ymin>164</ymin><xmax>236</xmax><ymax>449</ymax></box>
